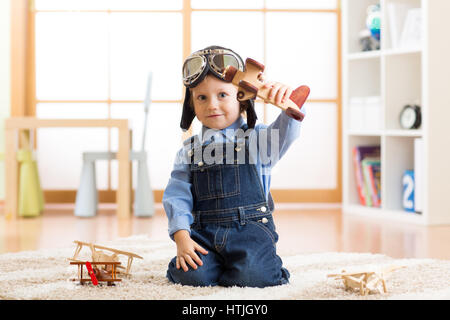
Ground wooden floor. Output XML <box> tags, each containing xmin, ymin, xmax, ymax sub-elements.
<box><xmin>1</xmin><ymin>203</ymin><xmax>449</xmax><ymax>260</ymax></box>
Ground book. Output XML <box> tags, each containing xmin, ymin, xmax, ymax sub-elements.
<box><xmin>361</xmin><ymin>160</ymin><xmax>372</xmax><ymax>207</ymax></box>
<box><xmin>361</xmin><ymin>157</ymin><xmax>381</xmax><ymax>207</ymax></box>
<box><xmin>371</xmin><ymin>162</ymin><xmax>381</xmax><ymax>203</ymax></box>
<box><xmin>399</xmin><ymin>8</ymin><xmax>422</xmax><ymax>49</ymax></box>
<box><xmin>387</xmin><ymin>3</ymin><xmax>415</xmax><ymax>49</ymax></box>
<box><xmin>414</xmin><ymin>138</ymin><xmax>423</xmax><ymax>213</ymax></box>
<box><xmin>352</xmin><ymin>146</ymin><xmax>381</xmax><ymax>206</ymax></box>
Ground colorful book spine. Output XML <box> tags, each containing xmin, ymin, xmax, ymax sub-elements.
<box><xmin>372</xmin><ymin>163</ymin><xmax>382</xmax><ymax>203</ymax></box>
<box><xmin>367</xmin><ymin>165</ymin><xmax>379</xmax><ymax>206</ymax></box>
<box><xmin>352</xmin><ymin>146</ymin><xmax>381</xmax><ymax>207</ymax></box>
<box><xmin>362</xmin><ymin>161</ymin><xmax>373</xmax><ymax>207</ymax></box>
<box><xmin>361</xmin><ymin>158</ymin><xmax>381</xmax><ymax>207</ymax></box>
<box><xmin>352</xmin><ymin>147</ymin><xmax>366</xmax><ymax>205</ymax></box>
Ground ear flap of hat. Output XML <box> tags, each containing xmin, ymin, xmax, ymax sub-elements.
<box><xmin>245</xmin><ymin>99</ymin><xmax>257</xmax><ymax>129</ymax></box>
<box><xmin>180</xmin><ymin>87</ymin><xmax>196</xmax><ymax>131</ymax></box>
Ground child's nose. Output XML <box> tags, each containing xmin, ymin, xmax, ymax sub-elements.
<box><xmin>207</xmin><ymin>97</ymin><xmax>219</xmax><ymax>110</ymax></box>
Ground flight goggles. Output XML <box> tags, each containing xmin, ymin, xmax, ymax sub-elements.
<box><xmin>182</xmin><ymin>48</ymin><xmax>244</xmax><ymax>88</ymax></box>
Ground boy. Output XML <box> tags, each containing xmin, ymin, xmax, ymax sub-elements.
<box><xmin>163</xmin><ymin>45</ymin><xmax>308</xmax><ymax>287</ymax></box>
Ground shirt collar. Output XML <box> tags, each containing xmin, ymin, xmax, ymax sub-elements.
<box><xmin>200</xmin><ymin>116</ymin><xmax>245</xmax><ymax>144</ymax></box>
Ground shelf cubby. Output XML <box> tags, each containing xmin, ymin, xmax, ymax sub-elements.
<box><xmin>383</xmin><ymin>136</ymin><xmax>415</xmax><ymax>212</ymax></box>
<box><xmin>346</xmin><ymin>0</ymin><xmax>381</xmax><ymax>54</ymax></box>
<box><xmin>346</xmin><ymin>135</ymin><xmax>382</xmax><ymax>207</ymax></box>
<box><xmin>384</xmin><ymin>51</ymin><xmax>421</xmax><ymax>130</ymax></box>
<box><xmin>348</xmin><ymin>58</ymin><xmax>381</xmax><ymax>98</ymax></box>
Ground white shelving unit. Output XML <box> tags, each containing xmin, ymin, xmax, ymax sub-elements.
<box><xmin>342</xmin><ymin>0</ymin><xmax>450</xmax><ymax>225</ymax></box>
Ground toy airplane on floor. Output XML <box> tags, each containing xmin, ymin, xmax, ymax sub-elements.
<box><xmin>327</xmin><ymin>265</ymin><xmax>405</xmax><ymax>296</ymax></box>
<box><xmin>68</xmin><ymin>240</ymin><xmax>143</xmax><ymax>275</ymax></box>
<box><xmin>70</xmin><ymin>260</ymin><xmax>122</xmax><ymax>286</ymax></box>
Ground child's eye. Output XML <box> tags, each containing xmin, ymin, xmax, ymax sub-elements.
<box><xmin>197</xmin><ymin>95</ymin><xmax>206</xmax><ymax>101</ymax></box>
<box><xmin>219</xmin><ymin>92</ymin><xmax>228</xmax><ymax>98</ymax></box>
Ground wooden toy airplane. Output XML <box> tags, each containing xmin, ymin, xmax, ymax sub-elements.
<box><xmin>224</xmin><ymin>57</ymin><xmax>310</xmax><ymax>121</ymax></box>
<box><xmin>70</xmin><ymin>261</ymin><xmax>122</xmax><ymax>286</ymax></box>
<box><xmin>327</xmin><ymin>265</ymin><xmax>405</xmax><ymax>296</ymax></box>
<box><xmin>69</xmin><ymin>240</ymin><xmax>143</xmax><ymax>275</ymax></box>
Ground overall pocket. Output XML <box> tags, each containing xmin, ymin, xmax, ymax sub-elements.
<box><xmin>247</xmin><ymin>216</ymin><xmax>279</xmax><ymax>245</ymax></box>
<box><xmin>192</xmin><ymin>162</ymin><xmax>240</xmax><ymax>201</ymax></box>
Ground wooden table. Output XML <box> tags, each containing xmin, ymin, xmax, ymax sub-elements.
<box><xmin>4</xmin><ymin>117</ymin><xmax>132</xmax><ymax>219</ymax></box>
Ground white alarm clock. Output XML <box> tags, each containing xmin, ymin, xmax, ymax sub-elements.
<box><xmin>399</xmin><ymin>105</ymin><xmax>421</xmax><ymax>129</ymax></box>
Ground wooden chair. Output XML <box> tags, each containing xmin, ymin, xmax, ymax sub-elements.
<box><xmin>74</xmin><ymin>72</ymin><xmax>154</xmax><ymax>218</ymax></box>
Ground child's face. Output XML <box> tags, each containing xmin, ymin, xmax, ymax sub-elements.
<box><xmin>191</xmin><ymin>75</ymin><xmax>241</xmax><ymax>130</ymax></box>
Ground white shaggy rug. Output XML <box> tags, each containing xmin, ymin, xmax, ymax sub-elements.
<box><xmin>0</xmin><ymin>235</ymin><xmax>449</xmax><ymax>300</ymax></box>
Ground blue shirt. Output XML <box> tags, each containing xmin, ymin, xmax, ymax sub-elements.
<box><xmin>162</xmin><ymin>109</ymin><xmax>304</xmax><ymax>239</ymax></box>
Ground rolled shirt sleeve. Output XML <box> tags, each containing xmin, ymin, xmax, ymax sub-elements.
<box><xmin>251</xmin><ymin>106</ymin><xmax>305</xmax><ymax>169</ymax></box>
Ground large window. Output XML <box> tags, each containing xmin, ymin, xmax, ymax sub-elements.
<box><xmin>31</xmin><ymin>0</ymin><xmax>341</xmax><ymax>202</ymax></box>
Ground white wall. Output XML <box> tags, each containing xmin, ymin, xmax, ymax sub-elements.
<box><xmin>0</xmin><ymin>0</ymin><xmax>11</xmax><ymax>200</ymax></box>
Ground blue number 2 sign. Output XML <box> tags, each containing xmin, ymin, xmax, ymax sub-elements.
<box><xmin>402</xmin><ymin>170</ymin><xmax>415</xmax><ymax>212</ymax></box>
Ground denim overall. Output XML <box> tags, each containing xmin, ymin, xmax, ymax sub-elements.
<box><xmin>166</xmin><ymin>124</ymin><xmax>290</xmax><ymax>288</ymax></box>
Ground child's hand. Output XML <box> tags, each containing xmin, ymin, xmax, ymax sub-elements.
<box><xmin>173</xmin><ymin>230</ymin><xmax>209</xmax><ymax>272</ymax></box>
<box><xmin>263</xmin><ymin>80</ymin><xmax>293</xmax><ymax>106</ymax></box>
